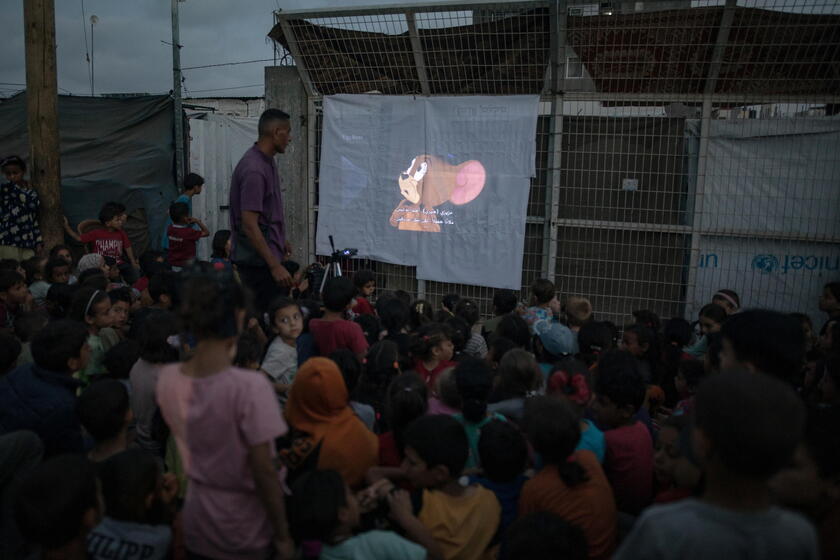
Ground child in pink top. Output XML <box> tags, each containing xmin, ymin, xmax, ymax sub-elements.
<box><xmin>155</xmin><ymin>269</ymin><xmax>293</xmax><ymax>560</ymax></box>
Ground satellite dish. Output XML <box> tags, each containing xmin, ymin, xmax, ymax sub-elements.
<box><xmin>90</xmin><ymin>15</ymin><xmax>99</xmax><ymax>25</ymax></box>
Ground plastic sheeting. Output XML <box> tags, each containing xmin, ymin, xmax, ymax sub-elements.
<box><xmin>0</xmin><ymin>94</ymin><xmax>177</xmax><ymax>252</ymax></box>
<box><xmin>187</xmin><ymin>113</ymin><xmax>259</xmax><ymax>260</ymax></box>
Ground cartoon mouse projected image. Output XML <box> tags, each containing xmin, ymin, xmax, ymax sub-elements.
<box><xmin>389</xmin><ymin>154</ymin><xmax>486</xmax><ymax>232</ymax></box>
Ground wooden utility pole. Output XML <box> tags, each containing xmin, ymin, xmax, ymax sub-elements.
<box><xmin>23</xmin><ymin>0</ymin><xmax>62</xmax><ymax>250</ymax></box>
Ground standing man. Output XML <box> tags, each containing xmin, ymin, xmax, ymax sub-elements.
<box><xmin>230</xmin><ymin>109</ymin><xmax>294</xmax><ymax>309</ymax></box>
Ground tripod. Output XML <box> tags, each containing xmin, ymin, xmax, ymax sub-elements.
<box><xmin>319</xmin><ymin>235</ymin><xmax>355</xmax><ymax>293</ymax></box>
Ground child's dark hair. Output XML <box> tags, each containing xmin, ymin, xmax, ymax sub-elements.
<box><xmin>21</xmin><ymin>256</ymin><xmax>45</xmax><ymax>285</ymax></box>
<box><xmin>505</xmin><ymin>512</ymin><xmax>588</xmax><ymax>560</ymax></box>
<box><xmin>98</xmin><ymin>449</ymin><xmax>164</xmax><ymax>523</ymax></box>
<box><xmin>409</xmin><ymin>299</ymin><xmax>434</xmax><ymax>330</ymax></box>
<box><xmin>596</xmin><ymin>349</ymin><xmax>645</xmax><ymax>412</ymax></box>
<box><xmin>678</xmin><ymin>359</ymin><xmax>705</xmax><ymax>393</ymax></box>
<box><xmin>149</xmin><ymin>271</ymin><xmax>178</xmax><ymax>305</ymax></box>
<box><xmin>409</xmin><ymin>322</ymin><xmax>452</xmax><ymax>360</ymax></box>
<box><xmin>705</xmin><ymin>331</ymin><xmax>724</xmax><ymax>371</ymax></box>
<box><xmin>352</xmin><ymin>269</ymin><xmax>375</xmax><ymax>291</ymax></box>
<box><xmin>695</xmin><ymin>369</ymin><xmax>805</xmax><ymax>478</ymax></box>
<box><xmin>357</xmin><ymin>340</ymin><xmax>401</xmax><ymax>416</ymax></box>
<box><xmin>632</xmin><ymin>309</ymin><xmax>661</xmax><ymax>332</ymax></box>
<box><xmin>444</xmin><ymin>316</ymin><xmax>470</xmax><ymax>356</ymax></box>
<box><xmin>454</xmin><ymin>357</ymin><xmax>493</xmax><ymax>423</ymax></box>
<box><xmin>322</xmin><ymin>276</ymin><xmax>355</xmax><ymax>313</ymax></box>
<box><xmin>530</xmin><ymin>278</ymin><xmax>555</xmax><ymax>305</ymax></box>
<box><xmin>454</xmin><ymin>298</ymin><xmax>480</xmax><ymax>328</ymax></box>
<box><xmin>267</xmin><ymin>297</ymin><xmax>301</xmax><ymax>328</ymax></box>
<box><xmin>661</xmin><ymin>317</ymin><xmax>693</xmax><ymax>405</ymax></box>
<box><xmin>478</xmin><ymin>420</ymin><xmax>527</xmax><ymax>483</ymax></box>
<box><xmin>493</xmin><ymin>289</ymin><xmax>518</xmax><ymax>315</ymax></box>
<box><xmin>329</xmin><ymin>349</ymin><xmax>362</xmax><ymax>395</ymax></box>
<box><xmin>108</xmin><ymin>286</ymin><xmax>132</xmax><ymax>306</ymax></box>
<box><xmin>577</xmin><ymin>321</ymin><xmax>613</xmax><ymax>366</ymax></box>
<box><xmin>184</xmin><ymin>172</ymin><xmax>204</xmax><ymax>190</ymax></box>
<box><xmin>496</xmin><ymin>313</ymin><xmax>531</xmax><ymax>349</ymax></box>
<box><xmin>169</xmin><ymin>201</ymin><xmax>189</xmax><ymax>223</ymax></box>
<box><xmin>138</xmin><ymin>310</ymin><xmax>179</xmax><ymax>364</ymax></box>
<box><xmin>211</xmin><ymin>230</ymin><xmax>231</xmax><ymax>259</ymax></box>
<box><xmin>44</xmin><ymin>257</ymin><xmax>70</xmax><ymax>283</ymax></box>
<box><xmin>103</xmin><ymin>340</ymin><xmax>140</xmax><ymax>380</ymax></box>
<box><xmin>378</xmin><ymin>297</ymin><xmax>409</xmax><ymax>335</ymax></box>
<box><xmin>392</xmin><ymin>289</ymin><xmax>412</xmax><ymax>307</ymax></box>
<box><xmin>699</xmin><ymin>303</ymin><xmax>727</xmax><ymax>325</ymax></box>
<box><xmin>139</xmin><ymin>251</ymin><xmax>167</xmax><ymax>277</ymax></box>
<box><xmin>404</xmin><ymin>414</ymin><xmax>469</xmax><ymax>477</ymax></box>
<box><xmin>385</xmin><ymin>372</ymin><xmax>428</xmax><ymax>454</ymax></box>
<box><xmin>720</xmin><ymin>309</ymin><xmax>804</xmax><ymax>380</ymax></box>
<box><xmin>713</xmin><ymin>288</ymin><xmax>741</xmax><ymax>311</ymax></box>
<box><xmin>99</xmin><ymin>201</ymin><xmax>126</xmax><ymax>225</ymax></box>
<box><xmin>488</xmin><ymin>336</ymin><xmax>517</xmax><ymax>366</ymax></box>
<box><xmin>442</xmin><ymin>293</ymin><xmax>460</xmax><ymax>313</ymax></box>
<box><xmin>0</xmin><ymin>259</ymin><xmax>20</xmax><ymax>273</ymax></box>
<box><xmin>32</xmin><ymin>320</ymin><xmax>89</xmax><ymax>372</ymax></box>
<box><xmin>624</xmin><ymin>323</ymin><xmax>661</xmax><ymax>381</ymax></box>
<box><xmin>496</xmin><ymin>348</ymin><xmax>541</xmax><ymax>398</ymax></box>
<box><xmin>178</xmin><ymin>268</ymin><xmax>246</xmax><ymax>340</ymax></box>
<box><xmin>69</xmin><ymin>287</ymin><xmax>109</xmax><ymax>323</ymax></box>
<box><xmin>0</xmin><ymin>270</ymin><xmax>24</xmax><ymax>292</ymax></box>
<box><xmin>0</xmin><ymin>333</ymin><xmax>21</xmax><ymax>374</ymax></box>
<box><xmin>45</xmin><ymin>283</ymin><xmax>78</xmax><ymax>319</ymax></box>
<box><xmin>78</xmin><ymin>269</ymin><xmax>107</xmax><ymax>290</ymax></box>
<box><xmin>14</xmin><ymin>455</ymin><xmax>98</xmax><ymax>550</ymax></box>
<box><xmin>234</xmin><ymin>332</ymin><xmax>263</xmax><ymax>368</ymax></box>
<box><xmin>49</xmin><ymin>244</ymin><xmax>72</xmax><ymax>261</ymax></box>
<box><xmin>289</xmin><ymin>469</ymin><xmax>346</xmax><ymax>542</ymax></box>
<box><xmin>1</xmin><ymin>155</ymin><xmax>26</xmax><ymax>171</ymax></box>
<box><xmin>14</xmin><ymin>310</ymin><xmax>48</xmax><ymax>343</ymax></box>
<box><xmin>523</xmin><ymin>396</ymin><xmax>588</xmax><ymax>486</ymax></box>
<box><xmin>77</xmin><ymin>380</ymin><xmax>130</xmax><ymax>442</ymax></box>
<box><xmin>354</xmin><ymin>313</ymin><xmax>380</xmax><ymax>347</ymax></box>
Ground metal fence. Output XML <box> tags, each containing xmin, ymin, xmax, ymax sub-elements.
<box><xmin>270</xmin><ymin>0</ymin><xmax>840</xmax><ymax>327</ymax></box>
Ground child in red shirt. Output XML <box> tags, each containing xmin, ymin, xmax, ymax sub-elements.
<box><xmin>351</xmin><ymin>269</ymin><xmax>376</xmax><ymax>316</ymax></box>
<box><xmin>309</xmin><ymin>277</ymin><xmax>369</xmax><ymax>359</ymax></box>
<box><xmin>166</xmin><ymin>202</ymin><xmax>209</xmax><ymax>269</ymax></box>
<box><xmin>70</xmin><ymin>202</ymin><xmax>139</xmax><ymax>283</ymax></box>
<box><xmin>409</xmin><ymin>323</ymin><xmax>455</xmax><ymax>392</ymax></box>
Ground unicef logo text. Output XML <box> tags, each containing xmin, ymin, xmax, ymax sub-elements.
<box><xmin>752</xmin><ymin>254</ymin><xmax>780</xmax><ymax>274</ymax></box>
<box><xmin>751</xmin><ymin>254</ymin><xmax>839</xmax><ymax>274</ymax></box>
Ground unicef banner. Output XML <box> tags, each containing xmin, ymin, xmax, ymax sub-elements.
<box><xmin>688</xmin><ymin>236</ymin><xmax>840</xmax><ymax>328</ymax></box>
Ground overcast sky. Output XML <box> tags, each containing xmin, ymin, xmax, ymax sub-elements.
<box><xmin>0</xmin><ymin>0</ymin><xmax>415</xmax><ymax>99</ymax></box>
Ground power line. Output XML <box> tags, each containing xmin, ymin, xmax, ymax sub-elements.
<box><xmin>80</xmin><ymin>0</ymin><xmax>92</xmax><ymax>95</ymax></box>
<box><xmin>186</xmin><ymin>83</ymin><xmax>263</xmax><ymax>93</ymax></box>
<box><xmin>181</xmin><ymin>58</ymin><xmax>274</xmax><ymax>71</ymax></box>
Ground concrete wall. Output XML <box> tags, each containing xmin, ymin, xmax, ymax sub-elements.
<box><xmin>265</xmin><ymin>66</ymin><xmax>310</xmax><ymax>263</ymax></box>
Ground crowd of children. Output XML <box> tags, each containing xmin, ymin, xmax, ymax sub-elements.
<box><xmin>1</xmin><ymin>161</ymin><xmax>840</xmax><ymax>559</ymax></box>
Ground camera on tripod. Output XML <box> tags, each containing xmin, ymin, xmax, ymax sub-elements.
<box><xmin>318</xmin><ymin>236</ymin><xmax>358</xmax><ymax>293</ymax></box>
<box><xmin>331</xmin><ymin>247</ymin><xmax>358</xmax><ymax>260</ymax></box>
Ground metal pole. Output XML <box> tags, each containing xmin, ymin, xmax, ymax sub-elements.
<box><xmin>90</xmin><ymin>21</ymin><xmax>94</xmax><ymax>95</ymax></box>
<box><xmin>171</xmin><ymin>0</ymin><xmax>185</xmax><ymax>189</ymax></box>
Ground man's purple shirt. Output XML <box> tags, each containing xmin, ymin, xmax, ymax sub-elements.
<box><xmin>229</xmin><ymin>144</ymin><xmax>286</xmax><ymax>265</ymax></box>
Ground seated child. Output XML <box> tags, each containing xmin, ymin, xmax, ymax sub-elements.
<box><xmin>88</xmin><ymin>449</ymin><xmax>177</xmax><ymax>560</ymax></box>
<box><xmin>70</xmin><ymin>287</ymin><xmax>114</xmax><ymax>384</ymax></box>
<box><xmin>166</xmin><ymin>201</ymin><xmax>209</xmax><ymax>269</ymax></box>
<box><xmin>533</xmin><ymin>318</ymin><xmax>578</xmax><ymax>380</ymax></box>
<box><xmin>102</xmin><ymin>339</ymin><xmax>140</xmax><ymax>388</ymax></box>
<box><xmin>354</xmin><ymin>340</ymin><xmax>402</xmax><ymax>423</ymax></box>
<box><xmin>400</xmin><ymin>414</ymin><xmax>501</xmax><ymax>560</ymax></box>
<box><xmin>0</xmin><ymin>271</ymin><xmax>31</xmax><ymax>335</ymax></box>
<box><xmin>453</xmin><ymin>358</ymin><xmax>506</xmax><ymax>470</ymax></box>
<box><xmin>261</xmin><ymin>297</ymin><xmax>302</xmax><ymax>397</ymax></box>
<box><xmin>330</xmin><ymin>349</ymin><xmax>376</xmax><ymax>431</ymax></box>
<box><xmin>14</xmin><ymin>455</ymin><xmax>101</xmax><ymax>558</ymax></box>
<box><xmin>616</xmin><ymin>370</ymin><xmax>818</xmax><ymax>560</ymax></box>
<box><xmin>310</xmin><ymin>277</ymin><xmax>369</xmax><ymax>359</ymax></box>
<box><xmin>233</xmin><ymin>332</ymin><xmax>263</xmax><ymax>370</ymax></box>
<box><xmin>672</xmin><ymin>359</ymin><xmax>705</xmax><ymax>416</ymax></box>
<box><xmin>520</xmin><ymin>396</ymin><xmax>617</xmax><ymax>560</ymax></box>
<box><xmin>711</xmin><ymin>288</ymin><xmax>740</xmax><ymax>315</ymax></box>
<box><xmin>547</xmin><ymin>358</ymin><xmax>605</xmax><ymax>463</ymax></box>
<box><xmin>455</xmin><ymin>298</ymin><xmax>488</xmax><ymax>359</ymax></box>
<box><xmin>564</xmin><ymin>296</ymin><xmax>593</xmax><ymax>333</ymax></box>
<box><xmin>22</xmin><ymin>256</ymin><xmax>49</xmax><ymax>307</ymax></box>
<box><xmin>376</xmin><ymin>372</ymin><xmax>428</xmax><ymax>468</ymax></box>
<box><xmin>77</xmin><ymin>379</ymin><xmax>132</xmax><ymax>462</ymax></box>
<box><xmin>720</xmin><ymin>309</ymin><xmax>805</xmax><ymax>380</ymax></box>
<box><xmin>427</xmin><ymin>366</ymin><xmax>460</xmax><ymax>416</ymax></box>
<box><xmin>522</xmin><ymin>278</ymin><xmax>561</xmax><ymax>334</ymax></box>
<box><xmin>351</xmin><ymin>268</ymin><xmax>376</xmax><ymax>316</ymax></box>
<box><xmin>488</xmin><ymin>348</ymin><xmax>542</xmax><ymax>423</ymax></box>
<box><xmin>210</xmin><ymin>229</ymin><xmax>232</xmax><ymax>265</ymax></box>
<box><xmin>481</xmin><ymin>290</ymin><xmax>517</xmax><ymax>342</ymax></box>
<box><xmin>684</xmin><ymin>303</ymin><xmax>727</xmax><ymax>360</ymax></box>
<box><xmin>12</xmin><ymin>310</ymin><xmax>48</xmax><ymax>367</ymax></box>
<box><xmin>73</xmin><ymin>202</ymin><xmax>140</xmax><ymax>283</ymax></box>
<box><xmin>653</xmin><ymin>414</ymin><xmax>701</xmax><ymax>504</ymax></box>
<box><xmin>621</xmin><ymin>323</ymin><xmax>659</xmax><ymax>384</ymax></box>
<box><xmin>504</xmin><ymin>512</ymin><xmax>588</xmax><ymax>560</ymax></box>
<box><xmin>594</xmin><ymin>350</ymin><xmax>654</xmax><ymax>515</ymax></box>
<box><xmin>288</xmin><ymin>469</ymin><xmax>428</xmax><ymax>560</ymax></box>
<box><xmin>470</xmin><ymin>420</ymin><xmax>529</xmax><ymax>538</ymax></box>
<box><xmin>409</xmin><ymin>323</ymin><xmax>455</xmax><ymax>391</ymax></box>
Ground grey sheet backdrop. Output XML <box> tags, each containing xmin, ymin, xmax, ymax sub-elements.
<box><xmin>0</xmin><ymin>94</ymin><xmax>177</xmax><ymax>251</ymax></box>
<box><xmin>316</xmin><ymin>95</ymin><xmax>539</xmax><ymax>290</ymax></box>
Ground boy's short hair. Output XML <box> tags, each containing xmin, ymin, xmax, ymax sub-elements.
<box><xmin>695</xmin><ymin>369</ymin><xmax>805</xmax><ymax>479</ymax></box>
<box><xmin>454</xmin><ymin>298</ymin><xmax>480</xmax><ymax>328</ymax></box>
<box><xmin>98</xmin><ymin>449</ymin><xmax>160</xmax><ymax>523</ymax></box>
<box><xmin>595</xmin><ymin>350</ymin><xmax>645</xmax><ymax>412</ymax></box>
<box><xmin>404</xmin><ymin>414</ymin><xmax>469</xmax><ymax>478</ymax></box>
<box><xmin>77</xmin><ymin>380</ymin><xmax>130</xmax><ymax>442</ymax></box>
<box><xmin>44</xmin><ymin>257</ymin><xmax>70</xmax><ymax>281</ymax></box>
<box><xmin>478</xmin><ymin>420</ymin><xmax>527</xmax><ymax>482</ymax></box>
<box><xmin>720</xmin><ymin>309</ymin><xmax>805</xmax><ymax>380</ymax></box>
<box><xmin>138</xmin><ymin>310</ymin><xmax>180</xmax><ymax>364</ymax></box>
<box><xmin>496</xmin><ymin>313</ymin><xmax>531</xmax><ymax>349</ymax></box>
<box><xmin>505</xmin><ymin>512</ymin><xmax>588</xmax><ymax>560</ymax></box>
<box><xmin>352</xmin><ymin>269</ymin><xmax>375</xmax><ymax>290</ymax></box>
<box><xmin>14</xmin><ymin>454</ymin><xmax>99</xmax><ymax>549</ymax></box>
<box><xmin>78</xmin><ymin>269</ymin><xmax>108</xmax><ymax>290</ymax></box>
<box><xmin>31</xmin><ymin>320</ymin><xmax>89</xmax><ymax>372</ymax></box>
<box><xmin>14</xmin><ymin>310</ymin><xmax>49</xmax><ymax>343</ymax></box>
<box><xmin>523</xmin><ymin>396</ymin><xmax>581</xmax><ymax>464</ymax></box>
<box><xmin>530</xmin><ymin>278</ymin><xmax>556</xmax><ymax>305</ymax></box>
<box><xmin>492</xmin><ymin>289</ymin><xmax>518</xmax><ymax>315</ymax></box>
<box><xmin>288</xmin><ymin>469</ymin><xmax>346</xmax><ymax>542</ymax></box>
<box><xmin>21</xmin><ymin>256</ymin><xmax>45</xmax><ymax>285</ymax></box>
<box><xmin>169</xmin><ymin>201</ymin><xmax>189</xmax><ymax>223</ymax></box>
<box><xmin>488</xmin><ymin>336</ymin><xmax>517</xmax><ymax>365</ymax></box>
<box><xmin>329</xmin><ymin>349</ymin><xmax>362</xmax><ymax>394</ymax></box>
<box><xmin>98</xmin><ymin>201</ymin><xmax>126</xmax><ymax>225</ymax></box>
<box><xmin>565</xmin><ymin>296</ymin><xmax>593</xmax><ymax>326</ymax></box>
<box><xmin>108</xmin><ymin>286</ymin><xmax>133</xmax><ymax>306</ymax></box>
<box><xmin>184</xmin><ymin>172</ymin><xmax>204</xmax><ymax>190</ymax></box>
<box><xmin>103</xmin><ymin>340</ymin><xmax>140</xmax><ymax>380</ymax></box>
<box><xmin>322</xmin><ymin>276</ymin><xmax>355</xmax><ymax>312</ymax></box>
<box><xmin>233</xmin><ymin>332</ymin><xmax>263</xmax><ymax>368</ymax></box>
<box><xmin>149</xmin><ymin>271</ymin><xmax>177</xmax><ymax>303</ymax></box>
<box><xmin>0</xmin><ymin>270</ymin><xmax>24</xmax><ymax>292</ymax></box>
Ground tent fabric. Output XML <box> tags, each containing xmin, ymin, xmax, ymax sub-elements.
<box><xmin>0</xmin><ymin>93</ymin><xmax>177</xmax><ymax>253</ymax></box>
<box><xmin>187</xmin><ymin>113</ymin><xmax>259</xmax><ymax>260</ymax></box>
